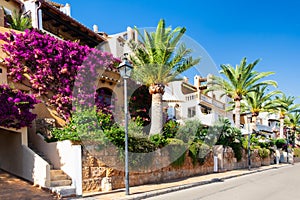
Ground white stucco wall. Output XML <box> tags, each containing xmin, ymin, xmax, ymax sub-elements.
<box><xmin>29</xmin><ymin>130</ymin><xmax>82</xmax><ymax>195</ymax></box>
<box><xmin>164</xmin><ymin>80</ymin><xmax>233</xmax><ymax>126</ymax></box>
<box><xmin>0</xmin><ymin>127</ymin><xmax>51</xmax><ymax>187</ymax></box>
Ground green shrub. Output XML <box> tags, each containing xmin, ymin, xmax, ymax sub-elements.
<box><xmin>294</xmin><ymin>148</ymin><xmax>300</xmax><ymax>157</ymax></box>
<box><xmin>163</xmin><ymin>119</ymin><xmax>179</xmax><ymax>138</ymax></box>
<box><xmin>176</xmin><ymin>119</ymin><xmax>204</xmax><ymax>143</ymax></box>
<box><xmin>275</xmin><ymin>138</ymin><xmax>286</xmax><ymax>149</ymax></box>
<box><xmin>215</xmin><ymin>119</ymin><xmax>243</xmax><ymax>161</ymax></box>
<box><xmin>150</xmin><ymin>134</ymin><xmax>168</xmax><ymax>148</ymax></box>
<box><xmin>166</xmin><ymin>138</ymin><xmax>188</xmax><ymax>167</ymax></box>
<box><xmin>50</xmin><ymin>107</ymin><xmax>105</xmax><ymax>142</ymax></box>
<box><xmin>188</xmin><ymin>140</ymin><xmax>210</xmax><ymax>165</ymax></box>
<box><xmin>231</xmin><ymin>142</ymin><xmax>243</xmax><ymax>161</ymax></box>
<box><xmin>128</xmin><ymin>116</ymin><xmax>146</xmax><ymax>138</ymax></box>
<box><xmin>258</xmin><ymin>147</ymin><xmax>270</xmax><ymax>158</ymax></box>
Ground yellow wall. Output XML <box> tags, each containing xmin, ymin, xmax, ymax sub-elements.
<box><xmin>0</xmin><ymin>27</ymin><xmax>22</xmax><ymax>84</ymax></box>
<box><xmin>0</xmin><ymin>0</ymin><xmax>21</xmax><ymax>13</ymax></box>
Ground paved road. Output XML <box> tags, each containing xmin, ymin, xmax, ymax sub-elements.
<box><xmin>144</xmin><ymin>163</ymin><xmax>300</xmax><ymax>200</ymax></box>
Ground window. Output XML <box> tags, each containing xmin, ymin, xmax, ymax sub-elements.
<box><xmin>0</xmin><ymin>68</ymin><xmax>2</xmax><ymax>73</ymax></box>
<box><xmin>199</xmin><ymin>104</ymin><xmax>212</xmax><ymax>114</ymax></box>
<box><xmin>96</xmin><ymin>88</ymin><xmax>114</xmax><ymax>111</ymax></box>
<box><xmin>2</xmin><ymin>7</ymin><xmax>12</xmax><ymax>28</ymax></box>
<box><xmin>188</xmin><ymin>107</ymin><xmax>196</xmax><ymax>118</ymax></box>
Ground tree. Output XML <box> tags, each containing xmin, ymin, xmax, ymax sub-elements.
<box><xmin>245</xmin><ymin>85</ymin><xmax>281</xmax><ymax>124</ymax></box>
<box><xmin>206</xmin><ymin>57</ymin><xmax>277</xmax><ymax>128</ymax></box>
<box><xmin>2</xmin><ymin>8</ymin><xmax>32</xmax><ymax>31</ymax></box>
<box><xmin>285</xmin><ymin>111</ymin><xmax>300</xmax><ymax>146</ymax></box>
<box><xmin>273</xmin><ymin>94</ymin><xmax>299</xmax><ymax>138</ymax></box>
<box><xmin>0</xmin><ymin>84</ymin><xmax>39</xmax><ymax>129</ymax></box>
<box><xmin>0</xmin><ymin>29</ymin><xmax>119</xmax><ymax>122</ymax></box>
<box><xmin>128</xmin><ymin>19</ymin><xmax>200</xmax><ymax>135</ymax></box>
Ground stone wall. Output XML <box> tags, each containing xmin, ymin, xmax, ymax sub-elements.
<box><xmin>82</xmin><ymin>144</ymin><xmax>274</xmax><ymax>193</ymax></box>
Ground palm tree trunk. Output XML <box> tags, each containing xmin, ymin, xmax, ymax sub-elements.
<box><xmin>279</xmin><ymin>117</ymin><xmax>284</xmax><ymax>138</ymax></box>
<box><xmin>149</xmin><ymin>92</ymin><xmax>163</xmax><ymax>135</ymax></box>
<box><xmin>235</xmin><ymin>100</ymin><xmax>241</xmax><ymax>129</ymax></box>
<box><xmin>252</xmin><ymin>115</ymin><xmax>257</xmax><ymax>132</ymax></box>
<box><xmin>149</xmin><ymin>84</ymin><xmax>165</xmax><ymax>135</ymax></box>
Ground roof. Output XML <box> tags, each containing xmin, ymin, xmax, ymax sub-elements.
<box><xmin>39</xmin><ymin>0</ymin><xmax>107</xmax><ymax>47</ymax></box>
<box><xmin>10</xmin><ymin>0</ymin><xmax>23</xmax><ymax>5</ymax></box>
<box><xmin>163</xmin><ymin>86</ymin><xmax>182</xmax><ymax>102</ymax></box>
<box><xmin>44</xmin><ymin>0</ymin><xmax>64</xmax><ymax>8</ymax></box>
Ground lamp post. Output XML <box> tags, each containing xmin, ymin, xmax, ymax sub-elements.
<box><xmin>286</xmin><ymin>127</ymin><xmax>290</xmax><ymax>164</ymax></box>
<box><xmin>247</xmin><ymin>113</ymin><xmax>252</xmax><ymax>170</ymax></box>
<box><xmin>117</xmin><ymin>55</ymin><xmax>133</xmax><ymax>195</ymax></box>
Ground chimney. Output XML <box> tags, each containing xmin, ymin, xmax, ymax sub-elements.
<box><xmin>64</xmin><ymin>3</ymin><xmax>71</xmax><ymax>16</ymax></box>
<box><xmin>93</xmin><ymin>24</ymin><xmax>99</xmax><ymax>33</ymax></box>
<box><xmin>183</xmin><ymin>76</ymin><xmax>189</xmax><ymax>83</ymax></box>
<box><xmin>194</xmin><ymin>75</ymin><xmax>200</xmax><ymax>88</ymax></box>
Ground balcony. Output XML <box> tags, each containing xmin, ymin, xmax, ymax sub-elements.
<box><xmin>199</xmin><ymin>94</ymin><xmax>225</xmax><ymax>110</ymax></box>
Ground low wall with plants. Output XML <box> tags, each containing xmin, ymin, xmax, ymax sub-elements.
<box><xmin>81</xmin><ymin>144</ymin><xmax>275</xmax><ymax>193</ymax></box>
<box><xmin>46</xmin><ymin>109</ymin><xmax>279</xmax><ymax>193</ymax></box>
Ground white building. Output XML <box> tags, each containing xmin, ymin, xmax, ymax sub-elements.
<box><xmin>240</xmin><ymin>112</ymin><xmax>279</xmax><ymax>138</ymax></box>
<box><xmin>163</xmin><ymin>75</ymin><xmax>234</xmax><ymax>126</ymax></box>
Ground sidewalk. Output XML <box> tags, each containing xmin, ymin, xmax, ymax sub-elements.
<box><xmin>0</xmin><ymin>169</ymin><xmax>58</xmax><ymax>200</ymax></box>
<box><xmin>75</xmin><ymin>163</ymin><xmax>291</xmax><ymax>200</ymax></box>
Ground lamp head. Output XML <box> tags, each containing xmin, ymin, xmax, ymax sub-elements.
<box><xmin>117</xmin><ymin>55</ymin><xmax>133</xmax><ymax>79</ymax></box>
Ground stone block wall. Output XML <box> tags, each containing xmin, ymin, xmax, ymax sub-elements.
<box><xmin>82</xmin><ymin>145</ymin><xmax>274</xmax><ymax>194</ymax></box>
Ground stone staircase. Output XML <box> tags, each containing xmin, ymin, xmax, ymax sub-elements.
<box><xmin>50</xmin><ymin>170</ymin><xmax>75</xmax><ymax>198</ymax></box>
<box><xmin>50</xmin><ymin>169</ymin><xmax>72</xmax><ymax>187</ymax></box>
<box><xmin>28</xmin><ymin>143</ymin><xmax>76</xmax><ymax>197</ymax></box>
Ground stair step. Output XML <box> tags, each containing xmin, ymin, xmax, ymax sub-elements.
<box><xmin>50</xmin><ymin>170</ymin><xmax>65</xmax><ymax>176</ymax></box>
<box><xmin>50</xmin><ymin>179</ymin><xmax>72</xmax><ymax>187</ymax></box>
<box><xmin>50</xmin><ymin>186</ymin><xmax>76</xmax><ymax>197</ymax></box>
<box><xmin>51</xmin><ymin>174</ymin><xmax>69</xmax><ymax>181</ymax></box>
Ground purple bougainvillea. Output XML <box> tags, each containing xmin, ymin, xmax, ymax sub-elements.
<box><xmin>0</xmin><ymin>84</ymin><xmax>39</xmax><ymax>129</ymax></box>
<box><xmin>0</xmin><ymin>29</ymin><xmax>120</xmax><ymax>121</ymax></box>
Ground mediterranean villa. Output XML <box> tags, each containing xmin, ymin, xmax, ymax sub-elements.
<box><xmin>0</xmin><ymin>0</ymin><xmax>283</xmax><ymax>197</ymax></box>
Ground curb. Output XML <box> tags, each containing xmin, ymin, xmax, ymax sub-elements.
<box><xmin>114</xmin><ymin>164</ymin><xmax>291</xmax><ymax>200</ymax></box>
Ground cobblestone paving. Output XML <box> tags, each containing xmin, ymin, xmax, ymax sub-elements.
<box><xmin>0</xmin><ymin>169</ymin><xmax>58</xmax><ymax>200</ymax></box>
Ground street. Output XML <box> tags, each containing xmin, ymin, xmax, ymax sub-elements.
<box><xmin>144</xmin><ymin>163</ymin><xmax>300</xmax><ymax>200</ymax></box>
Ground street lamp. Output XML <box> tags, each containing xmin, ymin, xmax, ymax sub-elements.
<box><xmin>117</xmin><ymin>55</ymin><xmax>133</xmax><ymax>195</ymax></box>
<box><xmin>286</xmin><ymin>127</ymin><xmax>290</xmax><ymax>164</ymax></box>
<box><xmin>247</xmin><ymin>113</ymin><xmax>252</xmax><ymax>170</ymax></box>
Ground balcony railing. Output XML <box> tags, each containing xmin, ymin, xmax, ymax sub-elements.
<box><xmin>199</xmin><ymin>94</ymin><xmax>225</xmax><ymax>110</ymax></box>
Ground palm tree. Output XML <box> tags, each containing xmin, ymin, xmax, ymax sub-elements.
<box><xmin>3</xmin><ymin>8</ymin><xmax>32</xmax><ymax>31</ymax></box>
<box><xmin>128</xmin><ymin>19</ymin><xmax>200</xmax><ymax>135</ymax></box>
<box><xmin>273</xmin><ymin>94</ymin><xmax>299</xmax><ymax>138</ymax></box>
<box><xmin>245</xmin><ymin>85</ymin><xmax>281</xmax><ymax>124</ymax></box>
<box><xmin>207</xmin><ymin>57</ymin><xmax>277</xmax><ymax>128</ymax></box>
<box><xmin>285</xmin><ymin>111</ymin><xmax>300</xmax><ymax>146</ymax></box>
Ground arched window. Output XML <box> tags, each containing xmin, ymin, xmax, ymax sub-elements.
<box><xmin>95</xmin><ymin>88</ymin><xmax>114</xmax><ymax>113</ymax></box>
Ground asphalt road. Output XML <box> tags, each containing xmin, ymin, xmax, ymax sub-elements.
<box><xmin>144</xmin><ymin>163</ymin><xmax>300</xmax><ymax>200</ymax></box>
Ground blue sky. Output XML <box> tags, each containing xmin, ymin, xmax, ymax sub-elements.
<box><xmin>56</xmin><ymin>0</ymin><xmax>300</xmax><ymax>103</ymax></box>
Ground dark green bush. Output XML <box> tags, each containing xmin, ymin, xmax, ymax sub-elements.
<box><xmin>150</xmin><ymin>134</ymin><xmax>168</xmax><ymax>148</ymax></box>
<box><xmin>275</xmin><ymin>138</ymin><xmax>286</xmax><ymax>149</ymax></box>
<box><xmin>188</xmin><ymin>140</ymin><xmax>210</xmax><ymax>165</ymax></box>
<box><xmin>166</xmin><ymin>138</ymin><xmax>188</xmax><ymax>167</ymax></box>
<box><xmin>176</xmin><ymin>119</ymin><xmax>204</xmax><ymax>143</ymax></box>
<box><xmin>216</xmin><ymin>119</ymin><xmax>243</xmax><ymax>161</ymax></box>
<box><xmin>162</xmin><ymin>119</ymin><xmax>179</xmax><ymax>138</ymax></box>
